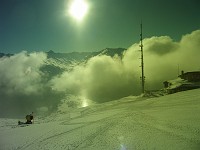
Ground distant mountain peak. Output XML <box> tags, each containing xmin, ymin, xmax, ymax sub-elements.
<box><xmin>0</xmin><ymin>52</ymin><xmax>13</xmax><ymax>58</ymax></box>
<box><xmin>47</xmin><ymin>50</ymin><xmax>55</xmax><ymax>54</ymax></box>
<box><xmin>99</xmin><ymin>47</ymin><xmax>126</xmax><ymax>57</ymax></box>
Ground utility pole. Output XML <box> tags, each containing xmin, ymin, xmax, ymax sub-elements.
<box><xmin>140</xmin><ymin>23</ymin><xmax>145</xmax><ymax>93</ymax></box>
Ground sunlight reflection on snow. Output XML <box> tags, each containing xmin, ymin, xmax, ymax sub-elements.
<box><xmin>81</xmin><ymin>97</ymin><xmax>88</xmax><ymax>107</ymax></box>
<box><xmin>120</xmin><ymin>144</ymin><xmax>127</xmax><ymax>150</ymax></box>
<box><xmin>118</xmin><ymin>136</ymin><xmax>127</xmax><ymax>150</ymax></box>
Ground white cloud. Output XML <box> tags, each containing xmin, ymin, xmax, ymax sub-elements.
<box><xmin>0</xmin><ymin>51</ymin><xmax>47</xmax><ymax>94</ymax></box>
<box><xmin>50</xmin><ymin>54</ymin><xmax>140</xmax><ymax>102</ymax></box>
<box><xmin>0</xmin><ymin>51</ymin><xmax>49</xmax><ymax>117</ymax></box>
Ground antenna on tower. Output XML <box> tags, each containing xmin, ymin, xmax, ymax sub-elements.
<box><xmin>177</xmin><ymin>64</ymin><xmax>180</xmax><ymax>77</ymax></box>
<box><xmin>140</xmin><ymin>22</ymin><xmax>145</xmax><ymax>93</ymax></box>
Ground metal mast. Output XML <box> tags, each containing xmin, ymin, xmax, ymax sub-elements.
<box><xmin>140</xmin><ymin>23</ymin><xmax>145</xmax><ymax>93</ymax></box>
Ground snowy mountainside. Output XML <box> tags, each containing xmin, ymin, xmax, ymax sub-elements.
<box><xmin>1</xmin><ymin>89</ymin><xmax>200</xmax><ymax>150</ymax></box>
<box><xmin>42</xmin><ymin>48</ymin><xmax>126</xmax><ymax>75</ymax></box>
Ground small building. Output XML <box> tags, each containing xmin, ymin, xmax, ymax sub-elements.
<box><xmin>163</xmin><ymin>71</ymin><xmax>200</xmax><ymax>94</ymax></box>
<box><xmin>179</xmin><ymin>71</ymin><xmax>200</xmax><ymax>82</ymax></box>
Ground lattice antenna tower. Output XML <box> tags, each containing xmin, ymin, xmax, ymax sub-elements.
<box><xmin>140</xmin><ymin>23</ymin><xmax>145</xmax><ymax>93</ymax></box>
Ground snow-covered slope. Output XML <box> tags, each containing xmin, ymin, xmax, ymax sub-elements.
<box><xmin>1</xmin><ymin>89</ymin><xmax>200</xmax><ymax>150</ymax></box>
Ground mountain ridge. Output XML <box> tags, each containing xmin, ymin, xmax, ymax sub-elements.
<box><xmin>0</xmin><ymin>47</ymin><xmax>126</xmax><ymax>60</ymax></box>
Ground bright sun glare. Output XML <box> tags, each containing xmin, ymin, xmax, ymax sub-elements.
<box><xmin>69</xmin><ymin>0</ymin><xmax>89</xmax><ymax>21</ymax></box>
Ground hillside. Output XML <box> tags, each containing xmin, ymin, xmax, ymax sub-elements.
<box><xmin>1</xmin><ymin>89</ymin><xmax>200</xmax><ymax>150</ymax></box>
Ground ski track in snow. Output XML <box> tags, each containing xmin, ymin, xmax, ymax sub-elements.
<box><xmin>1</xmin><ymin>89</ymin><xmax>200</xmax><ymax>150</ymax></box>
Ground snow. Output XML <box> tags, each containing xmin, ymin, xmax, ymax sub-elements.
<box><xmin>165</xmin><ymin>77</ymin><xmax>200</xmax><ymax>90</ymax></box>
<box><xmin>1</xmin><ymin>89</ymin><xmax>200</xmax><ymax>150</ymax></box>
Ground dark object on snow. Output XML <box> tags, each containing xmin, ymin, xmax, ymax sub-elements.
<box><xmin>26</xmin><ymin>112</ymin><xmax>34</xmax><ymax>124</ymax></box>
<box><xmin>18</xmin><ymin>121</ymin><xmax>25</xmax><ymax>125</ymax></box>
<box><xmin>18</xmin><ymin>112</ymin><xmax>34</xmax><ymax>125</ymax></box>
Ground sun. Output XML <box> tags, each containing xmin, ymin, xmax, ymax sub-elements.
<box><xmin>68</xmin><ymin>0</ymin><xmax>89</xmax><ymax>22</ymax></box>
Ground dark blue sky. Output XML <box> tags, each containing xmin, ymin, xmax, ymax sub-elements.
<box><xmin>0</xmin><ymin>0</ymin><xmax>200</xmax><ymax>53</ymax></box>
